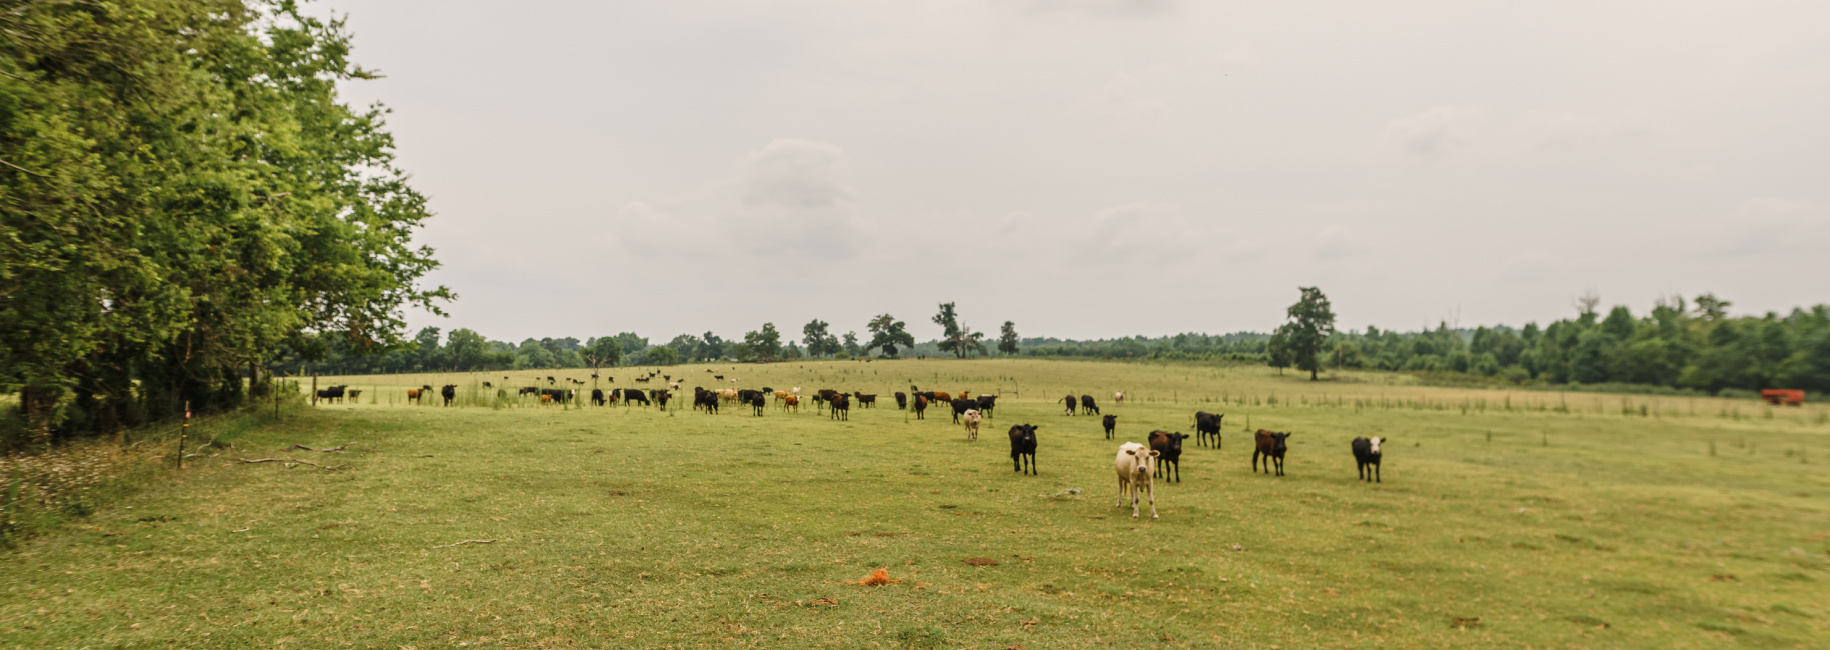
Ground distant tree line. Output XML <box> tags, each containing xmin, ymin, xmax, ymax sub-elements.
<box><xmin>278</xmin><ymin>292</ymin><xmax>1830</xmax><ymax>398</ymax></box>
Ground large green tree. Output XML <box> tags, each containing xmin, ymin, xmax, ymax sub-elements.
<box><xmin>998</xmin><ymin>321</ymin><xmax>1020</xmax><ymax>355</ymax></box>
<box><xmin>744</xmin><ymin>323</ymin><xmax>782</xmax><ymax>362</ymax></box>
<box><xmin>802</xmin><ymin>319</ymin><xmax>839</xmax><ymax>357</ymax></box>
<box><xmin>865</xmin><ymin>314</ymin><xmax>915</xmax><ymax>358</ymax></box>
<box><xmin>1</xmin><ymin>0</ymin><xmax>449</xmax><ymax>445</ymax></box>
<box><xmin>1278</xmin><ymin>287</ymin><xmax>1336</xmax><ymax>380</ymax></box>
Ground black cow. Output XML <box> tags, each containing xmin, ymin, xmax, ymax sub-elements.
<box><xmin>346</xmin><ymin>389</ymin><xmax>362</xmax><ymax>400</ymax></box>
<box><xmin>1195</xmin><ymin>412</ymin><xmax>1224</xmax><ymax>449</ymax></box>
<box><xmin>1007</xmin><ymin>424</ymin><xmax>1039</xmax><ymax>475</ymax></box>
<box><xmin>482</xmin><ymin>381</ymin><xmax>493</xmax><ymax>388</ymax></box>
<box><xmin>591</xmin><ymin>388</ymin><xmax>606</xmax><ymax>406</ymax></box>
<box><xmin>1102</xmin><ymin>414</ymin><xmax>1118</xmax><ymax>439</ymax></box>
<box><xmin>829</xmin><ymin>394</ymin><xmax>850</xmax><ymax>421</ymax></box>
<box><xmin>623</xmin><ymin>388</ymin><xmax>651</xmax><ymax>407</ymax></box>
<box><xmin>441</xmin><ymin>384</ymin><xmax>457</xmax><ymax>406</ymax></box>
<box><xmin>1149</xmin><ymin>430</ymin><xmax>1188</xmax><ymax>483</ymax></box>
<box><xmin>856</xmin><ymin>394</ymin><xmax>877</xmax><ymax>408</ymax></box>
<box><xmin>975</xmin><ymin>395</ymin><xmax>997</xmax><ymax>419</ymax></box>
<box><xmin>1253</xmin><ymin>430</ymin><xmax>1291</xmax><ymax>476</ymax></box>
<box><xmin>1080</xmin><ymin>395</ymin><xmax>1100</xmax><ymax>416</ymax></box>
<box><xmin>894</xmin><ymin>392</ymin><xmax>908</xmax><ymax>409</ymax></box>
<box><xmin>1059</xmin><ymin>395</ymin><xmax>1077</xmax><ymax>416</ymax></box>
<box><xmin>913</xmin><ymin>395</ymin><xmax>927</xmax><ymax>419</ymax></box>
<box><xmin>737</xmin><ymin>389</ymin><xmax>761</xmax><ymax>403</ymax></box>
<box><xmin>1352</xmin><ymin>436</ymin><xmax>1386</xmax><ymax>483</ymax></box>
<box><xmin>547</xmin><ymin>376</ymin><xmax>556</xmax><ymax>384</ymax></box>
<box><xmin>656</xmin><ymin>390</ymin><xmax>671</xmax><ymax>410</ymax></box>
<box><xmin>315</xmin><ymin>385</ymin><xmax>347</xmax><ymax>403</ymax></box>
<box><xmin>949</xmin><ymin>398</ymin><xmax>976</xmax><ymax>424</ymax></box>
<box><xmin>539</xmin><ymin>388</ymin><xmax>572</xmax><ymax>403</ymax></box>
<box><xmin>519</xmin><ymin>386</ymin><xmax>540</xmax><ymax>396</ymax></box>
<box><xmin>750</xmin><ymin>393</ymin><xmax>766</xmax><ymax>416</ymax></box>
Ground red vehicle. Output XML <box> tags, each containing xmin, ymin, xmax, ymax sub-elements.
<box><xmin>1760</xmin><ymin>389</ymin><xmax>1805</xmax><ymax>406</ymax></box>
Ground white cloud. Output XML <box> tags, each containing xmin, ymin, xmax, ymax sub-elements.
<box><xmin>731</xmin><ymin>138</ymin><xmax>866</xmax><ymax>262</ymax></box>
<box><xmin>1714</xmin><ymin>199</ymin><xmax>1828</xmax><ymax>257</ymax></box>
<box><xmin>1076</xmin><ymin>202</ymin><xmax>1196</xmax><ymax>264</ymax></box>
<box><xmin>1313</xmin><ymin>225</ymin><xmax>1355</xmax><ymax>260</ymax></box>
<box><xmin>1386</xmin><ymin>106</ymin><xmax>1478</xmax><ymax>156</ymax></box>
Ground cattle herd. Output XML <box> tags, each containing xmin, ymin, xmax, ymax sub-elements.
<box><xmin>322</xmin><ymin>376</ymin><xmax>1392</xmax><ymax>519</ymax></box>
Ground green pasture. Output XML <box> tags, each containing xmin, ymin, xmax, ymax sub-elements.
<box><xmin>3</xmin><ymin>359</ymin><xmax>1827</xmax><ymax>648</ymax></box>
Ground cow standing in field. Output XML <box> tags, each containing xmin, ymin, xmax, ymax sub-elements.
<box><xmin>829</xmin><ymin>394</ymin><xmax>851</xmax><ymax>421</ymax></box>
<box><xmin>624</xmin><ymin>389</ymin><xmax>651</xmax><ymax>407</ymax></box>
<box><xmin>975</xmin><ymin>395</ymin><xmax>997</xmax><ymax>419</ymax></box>
<box><xmin>441</xmin><ymin>385</ymin><xmax>457</xmax><ymax>406</ymax></box>
<box><xmin>1352</xmin><ymin>436</ymin><xmax>1386</xmax><ymax>483</ymax></box>
<box><xmin>518</xmin><ymin>386</ymin><xmax>540</xmax><ymax>397</ymax></box>
<box><xmin>590</xmin><ymin>388</ymin><xmax>606</xmax><ymax>406</ymax></box>
<box><xmin>1114</xmin><ymin>442</ymin><xmax>1160</xmax><ymax>519</ymax></box>
<box><xmin>1148</xmin><ymin>430</ymin><xmax>1188</xmax><ymax>483</ymax></box>
<box><xmin>929</xmin><ymin>391</ymin><xmax>953</xmax><ymax>404</ymax></box>
<box><xmin>1008</xmin><ymin>424</ymin><xmax>1039</xmax><ymax>475</ymax></box>
<box><xmin>914</xmin><ymin>395</ymin><xmax>928</xmax><ymax>420</ymax></box>
<box><xmin>894</xmin><ymin>392</ymin><xmax>908</xmax><ymax>409</ymax></box>
<box><xmin>1059</xmin><ymin>395</ymin><xmax>1077</xmax><ymax>416</ymax></box>
<box><xmin>347</xmin><ymin>389</ymin><xmax>362</xmax><ymax>401</ymax></box>
<box><xmin>1194</xmin><ymin>412</ymin><xmax>1224</xmax><ymax>449</ymax></box>
<box><xmin>1113</xmin><ymin>391</ymin><xmax>1125</xmax><ymax>404</ymax></box>
<box><xmin>962</xmin><ymin>409</ymin><xmax>981</xmax><ymax>441</ymax></box>
<box><xmin>407</xmin><ymin>386</ymin><xmax>430</xmax><ymax>404</ymax></box>
<box><xmin>1080</xmin><ymin>395</ymin><xmax>1100</xmax><ymax>416</ymax></box>
<box><xmin>1253</xmin><ymin>430</ymin><xmax>1291</xmax><ymax>476</ymax></box>
<box><xmin>1102</xmin><ymin>414</ymin><xmax>1118</xmax><ymax>440</ymax></box>
<box><xmin>949</xmin><ymin>398</ymin><xmax>976</xmax><ymax>424</ymax></box>
<box><xmin>656</xmin><ymin>390</ymin><xmax>671</xmax><ymax>410</ymax></box>
<box><xmin>856</xmin><ymin>394</ymin><xmax>877</xmax><ymax>408</ymax></box>
<box><xmin>783</xmin><ymin>395</ymin><xmax>799</xmax><ymax>412</ymax></box>
<box><xmin>750</xmin><ymin>393</ymin><xmax>766</xmax><ymax>416</ymax></box>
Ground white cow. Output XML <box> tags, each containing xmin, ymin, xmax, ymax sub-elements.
<box><xmin>962</xmin><ymin>409</ymin><xmax>982</xmax><ymax>441</ymax></box>
<box><xmin>1113</xmin><ymin>391</ymin><xmax>1126</xmax><ymax>404</ymax></box>
<box><xmin>1114</xmin><ymin>442</ymin><xmax>1161</xmax><ymax>520</ymax></box>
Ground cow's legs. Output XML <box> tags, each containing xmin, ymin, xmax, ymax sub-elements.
<box><xmin>1252</xmin><ymin>451</ymin><xmax>1260</xmax><ymax>473</ymax></box>
<box><xmin>1374</xmin><ymin>463</ymin><xmax>1380</xmax><ymax>483</ymax></box>
<box><xmin>1116</xmin><ymin>478</ymin><xmax>1126</xmax><ymax>508</ymax></box>
<box><xmin>1146</xmin><ymin>483</ymin><xmax>1157</xmax><ymax>519</ymax></box>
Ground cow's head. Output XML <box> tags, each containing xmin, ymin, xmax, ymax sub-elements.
<box><xmin>1104</xmin><ymin>415</ymin><xmax>1117</xmax><ymax>424</ymax></box>
<box><xmin>1159</xmin><ymin>432</ymin><xmax>1188</xmax><ymax>454</ymax></box>
<box><xmin>1271</xmin><ymin>432</ymin><xmax>1291</xmax><ymax>453</ymax></box>
<box><xmin>1123</xmin><ymin>446</ymin><xmax>1161</xmax><ymax>474</ymax></box>
<box><xmin>1011</xmin><ymin>424</ymin><xmax>1039</xmax><ymax>443</ymax></box>
<box><xmin>1368</xmin><ymin>436</ymin><xmax>1385</xmax><ymax>454</ymax></box>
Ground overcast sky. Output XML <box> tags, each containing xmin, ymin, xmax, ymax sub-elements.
<box><xmin>318</xmin><ymin>0</ymin><xmax>1829</xmax><ymax>343</ymax></box>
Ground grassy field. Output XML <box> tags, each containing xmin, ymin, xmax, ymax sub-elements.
<box><xmin>2</xmin><ymin>358</ymin><xmax>1827</xmax><ymax>648</ymax></box>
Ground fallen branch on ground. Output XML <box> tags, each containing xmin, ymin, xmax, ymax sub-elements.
<box><xmin>238</xmin><ymin>458</ymin><xmax>348</xmax><ymax>471</ymax></box>
<box><xmin>282</xmin><ymin>442</ymin><xmax>354</xmax><ymax>453</ymax></box>
<box><xmin>431</xmin><ymin>539</ymin><xmax>496</xmax><ymax>549</ymax></box>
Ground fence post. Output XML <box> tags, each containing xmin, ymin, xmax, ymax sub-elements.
<box><xmin>178</xmin><ymin>401</ymin><xmax>190</xmax><ymax>469</ymax></box>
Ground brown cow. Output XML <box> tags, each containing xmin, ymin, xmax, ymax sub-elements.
<box><xmin>407</xmin><ymin>384</ymin><xmax>432</xmax><ymax>404</ymax></box>
<box><xmin>957</xmin><ymin>390</ymin><xmax>969</xmax><ymax>400</ymax></box>
<box><xmin>1148</xmin><ymin>430</ymin><xmax>1188</xmax><ymax>483</ymax></box>
<box><xmin>914</xmin><ymin>394</ymin><xmax>928</xmax><ymax>420</ymax></box>
<box><xmin>1253</xmin><ymin>430</ymin><xmax>1291</xmax><ymax>476</ymax></box>
<box><xmin>783</xmin><ymin>395</ymin><xmax>800</xmax><ymax>412</ymax></box>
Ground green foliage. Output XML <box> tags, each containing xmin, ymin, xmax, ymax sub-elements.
<box><xmin>865</xmin><ymin>314</ymin><xmax>915</xmax><ymax>358</ymax></box>
<box><xmin>932</xmin><ymin>302</ymin><xmax>985</xmax><ymax>358</ymax></box>
<box><xmin>743</xmin><ymin>323</ymin><xmax>782</xmax><ymax>363</ymax></box>
<box><xmin>1</xmin><ymin>0</ymin><xmax>448</xmax><ymax>445</ymax></box>
<box><xmin>1275</xmin><ymin>287</ymin><xmax>1336</xmax><ymax>380</ymax></box>
<box><xmin>801</xmin><ymin>320</ymin><xmax>840</xmax><ymax>357</ymax></box>
<box><xmin>998</xmin><ymin>321</ymin><xmax>1020</xmax><ymax>355</ymax></box>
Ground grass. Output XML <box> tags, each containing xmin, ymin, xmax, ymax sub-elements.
<box><xmin>2</xmin><ymin>358</ymin><xmax>1827</xmax><ymax>648</ymax></box>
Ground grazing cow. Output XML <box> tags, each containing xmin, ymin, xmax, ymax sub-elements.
<box><xmin>1102</xmin><ymin>414</ymin><xmax>1118</xmax><ymax>439</ymax></box>
<box><xmin>829</xmin><ymin>394</ymin><xmax>851</xmax><ymax>421</ymax></box>
<box><xmin>1113</xmin><ymin>391</ymin><xmax>1125</xmax><ymax>404</ymax></box>
<box><xmin>1007</xmin><ymin>424</ymin><xmax>1039</xmax><ymax>475</ymax></box>
<box><xmin>547</xmin><ymin>376</ymin><xmax>555</xmax><ymax>384</ymax></box>
<box><xmin>623</xmin><ymin>389</ymin><xmax>651</xmax><ymax>406</ymax></box>
<box><xmin>914</xmin><ymin>395</ymin><xmax>928</xmax><ymax>420</ymax></box>
<box><xmin>591</xmin><ymin>388</ymin><xmax>606</xmax><ymax>406</ymax></box>
<box><xmin>1080</xmin><ymin>395</ymin><xmax>1100</xmax><ymax>416</ymax></box>
<box><xmin>1194</xmin><ymin>412</ymin><xmax>1224</xmax><ymax>449</ymax></box>
<box><xmin>774</xmin><ymin>390</ymin><xmax>790</xmax><ymax>403</ymax></box>
<box><xmin>750</xmin><ymin>393</ymin><xmax>766</xmax><ymax>416</ymax></box>
<box><xmin>1114</xmin><ymin>442</ymin><xmax>1161</xmax><ymax>520</ymax></box>
<box><xmin>540</xmin><ymin>388</ymin><xmax>572</xmax><ymax>403</ymax></box>
<box><xmin>1352</xmin><ymin>436</ymin><xmax>1386</xmax><ymax>483</ymax></box>
<box><xmin>541</xmin><ymin>394</ymin><xmax>553</xmax><ymax>404</ymax></box>
<box><xmin>518</xmin><ymin>386</ymin><xmax>540</xmax><ymax>396</ymax></box>
<box><xmin>1058</xmin><ymin>395</ymin><xmax>1077</xmax><ymax>416</ymax></box>
<box><xmin>957</xmin><ymin>391</ymin><xmax>970</xmax><ymax>400</ymax></box>
<box><xmin>714</xmin><ymin>375</ymin><xmax>724</xmax><ymax>380</ymax></box>
<box><xmin>1253</xmin><ymin>430</ymin><xmax>1291</xmax><ymax>476</ymax></box>
<box><xmin>783</xmin><ymin>395</ymin><xmax>799</xmax><ymax>412</ymax></box>
<box><xmin>929</xmin><ymin>391</ymin><xmax>952</xmax><ymax>404</ymax></box>
<box><xmin>1148</xmin><ymin>430</ymin><xmax>1188</xmax><ymax>483</ymax></box>
<box><xmin>482</xmin><ymin>382</ymin><xmax>492</xmax><ymax>388</ymax></box>
<box><xmin>894</xmin><ymin>392</ymin><xmax>908</xmax><ymax>409</ymax></box>
<box><xmin>441</xmin><ymin>385</ymin><xmax>457</xmax><ymax>406</ymax></box>
<box><xmin>856</xmin><ymin>394</ymin><xmax>877</xmax><ymax>408</ymax></box>
<box><xmin>635</xmin><ymin>376</ymin><xmax>650</xmax><ymax>383</ymax></box>
<box><xmin>949</xmin><ymin>398</ymin><xmax>976</xmax><ymax>424</ymax></box>
<box><xmin>717</xmin><ymin>388</ymin><xmax>739</xmax><ymax>402</ymax></box>
<box><xmin>975</xmin><ymin>395</ymin><xmax>997</xmax><ymax>419</ymax></box>
<box><xmin>962</xmin><ymin>409</ymin><xmax>982</xmax><ymax>441</ymax></box>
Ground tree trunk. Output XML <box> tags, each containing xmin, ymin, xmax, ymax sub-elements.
<box><xmin>19</xmin><ymin>385</ymin><xmax>55</xmax><ymax>449</ymax></box>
